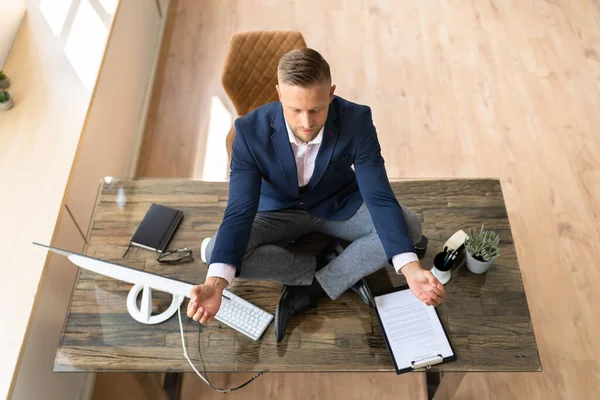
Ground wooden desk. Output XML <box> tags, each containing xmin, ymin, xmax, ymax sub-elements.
<box><xmin>54</xmin><ymin>178</ymin><xmax>540</xmax><ymax>398</ymax></box>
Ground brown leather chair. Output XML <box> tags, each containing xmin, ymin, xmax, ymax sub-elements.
<box><xmin>221</xmin><ymin>31</ymin><xmax>307</xmax><ymax>159</ymax></box>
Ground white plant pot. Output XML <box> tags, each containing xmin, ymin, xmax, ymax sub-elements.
<box><xmin>431</xmin><ymin>266</ymin><xmax>452</xmax><ymax>285</ymax></box>
<box><xmin>466</xmin><ymin>251</ymin><xmax>495</xmax><ymax>274</ymax></box>
<box><xmin>0</xmin><ymin>97</ymin><xmax>13</xmax><ymax>111</ymax></box>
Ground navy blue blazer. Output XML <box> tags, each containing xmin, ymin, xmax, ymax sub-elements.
<box><xmin>210</xmin><ymin>95</ymin><xmax>415</xmax><ymax>276</ymax></box>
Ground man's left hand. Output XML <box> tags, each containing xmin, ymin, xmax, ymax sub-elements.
<box><xmin>402</xmin><ymin>261</ymin><xmax>445</xmax><ymax>306</ymax></box>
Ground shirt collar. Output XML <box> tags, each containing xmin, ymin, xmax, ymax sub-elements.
<box><xmin>284</xmin><ymin>113</ymin><xmax>324</xmax><ymax>145</ymax></box>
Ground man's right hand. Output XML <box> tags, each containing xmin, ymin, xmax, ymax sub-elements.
<box><xmin>187</xmin><ymin>277</ymin><xmax>228</xmax><ymax>324</ymax></box>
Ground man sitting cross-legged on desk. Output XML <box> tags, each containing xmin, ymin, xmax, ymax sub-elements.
<box><xmin>187</xmin><ymin>48</ymin><xmax>445</xmax><ymax>341</ymax></box>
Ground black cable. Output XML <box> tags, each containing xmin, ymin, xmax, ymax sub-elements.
<box><xmin>181</xmin><ymin>314</ymin><xmax>266</xmax><ymax>392</ymax></box>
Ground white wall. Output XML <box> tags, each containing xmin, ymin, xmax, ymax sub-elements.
<box><xmin>4</xmin><ymin>0</ymin><xmax>113</xmax><ymax>398</ymax></box>
<box><xmin>0</xmin><ymin>0</ymin><xmax>25</xmax><ymax>69</ymax></box>
<box><xmin>8</xmin><ymin>0</ymin><xmax>168</xmax><ymax>398</ymax></box>
<box><xmin>0</xmin><ymin>1</ymin><xmax>94</xmax><ymax>397</ymax></box>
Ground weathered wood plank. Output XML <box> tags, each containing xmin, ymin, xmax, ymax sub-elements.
<box><xmin>54</xmin><ymin>178</ymin><xmax>540</xmax><ymax>373</ymax></box>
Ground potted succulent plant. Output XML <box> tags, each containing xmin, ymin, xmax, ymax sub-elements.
<box><xmin>464</xmin><ymin>224</ymin><xmax>500</xmax><ymax>274</ymax></box>
<box><xmin>0</xmin><ymin>90</ymin><xmax>14</xmax><ymax>111</ymax></box>
<box><xmin>0</xmin><ymin>71</ymin><xmax>9</xmax><ymax>89</ymax></box>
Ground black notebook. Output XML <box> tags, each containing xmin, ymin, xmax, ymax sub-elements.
<box><xmin>374</xmin><ymin>285</ymin><xmax>456</xmax><ymax>374</ymax></box>
<box><xmin>125</xmin><ymin>203</ymin><xmax>183</xmax><ymax>255</ymax></box>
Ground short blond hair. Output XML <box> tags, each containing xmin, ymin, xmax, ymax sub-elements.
<box><xmin>277</xmin><ymin>48</ymin><xmax>331</xmax><ymax>87</ymax></box>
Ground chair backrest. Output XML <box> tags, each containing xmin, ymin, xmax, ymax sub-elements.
<box><xmin>222</xmin><ymin>31</ymin><xmax>306</xmax><ymax>158</ymax></box>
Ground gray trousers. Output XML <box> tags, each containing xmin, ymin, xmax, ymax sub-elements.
<box><xmin>205</xmin><ymin>202</ymin><xmax>422</xmax><ymax>300</ymax></box>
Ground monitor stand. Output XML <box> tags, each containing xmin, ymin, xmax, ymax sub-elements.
<box><xmin>127</xmin><ymin>284</ymin><xmax>184</xmax><ymax>324</ymax></box>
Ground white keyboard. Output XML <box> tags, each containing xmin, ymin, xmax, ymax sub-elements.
<box><xmin>214</xmin><ymin>290</ymin><xmax>274</xmax><ymax>341</ymax></box>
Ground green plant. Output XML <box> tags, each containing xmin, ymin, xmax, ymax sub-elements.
<box><xmin>0</xmin><ymin>70</ymin><xmax>5</xmax><ymax>80</ymax></box>
<box><xmin>465</xmin><ymin>224</ymin><xmax>500</xmax><ymax>262</ymax></box>
<box><xmin>0</xmin><ymin>91</ymin><xmax>9</xmax><ymax>103</ymax></box>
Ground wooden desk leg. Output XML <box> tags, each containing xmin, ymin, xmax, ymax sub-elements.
<box><xmin>163</xmin><ymin>372</ymin><xmax>182</xmax><ymax>400</ymax></box>
<box><xmin>427</xmin><ymin>371</ymin><xmax>466</xmax><ymax>400</ymax></box>
<box><xmin>133</xmin><ymin>373</ymin><xmax>170</xmax><ymax>400</ymax></box>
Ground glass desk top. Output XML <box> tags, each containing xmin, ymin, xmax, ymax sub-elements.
<box><xmin>54</xmin><ymin>178</ymin><xmax>541</xmax><ymax>373</ymax></box>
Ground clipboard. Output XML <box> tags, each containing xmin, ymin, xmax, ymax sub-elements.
<box><xmin>373</xmin><ymin>285</ymin><xmax>457</xmax><ymax>374</ymax></box>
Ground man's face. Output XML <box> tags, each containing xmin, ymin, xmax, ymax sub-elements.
<box><xmin>276</xmin><ymin>82</ymin><xmax>336</xmax><ymax>143</ymax></box>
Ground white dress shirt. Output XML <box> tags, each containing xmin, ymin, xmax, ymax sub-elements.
<box><xmin>206</xmin><ymin>116</ymin><xmax>418</xmax><ymax>287</ymax></box>
<box><xmin>288</xmin><ymin>124</ymin><xmax>323</xmax><ymax>186</ymax></box>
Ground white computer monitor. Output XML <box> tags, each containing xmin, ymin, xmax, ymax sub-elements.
<box><xmin>34</xmin><ymin>242</ymin><xmax>194</xmax><ymax>296</ymax></box>
<box><xmin>33</xmin><ymin>242</ymin><xmax>195</xmax><ymax>324</ymax></box>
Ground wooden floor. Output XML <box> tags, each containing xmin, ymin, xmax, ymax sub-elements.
<box><xmin>97</xmin><ymin>0</ymin><xmax>600</xmax><ymax>398</ymax></box>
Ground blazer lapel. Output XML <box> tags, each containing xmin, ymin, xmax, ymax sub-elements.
<box><xmin>270</xmin><ymin>105</ymin><xmax>299</xmax><ymax>196</ymax></box>
<box><xmin>307</xmin><ymin>102</ymin><xmax>339</xmax><ymax>190</ymax></box>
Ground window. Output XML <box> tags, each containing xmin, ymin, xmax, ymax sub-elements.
<box><xmin>40</xmin><ymin>0</ymin><xmax>117</xmax><ymax>91</ymax></box>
